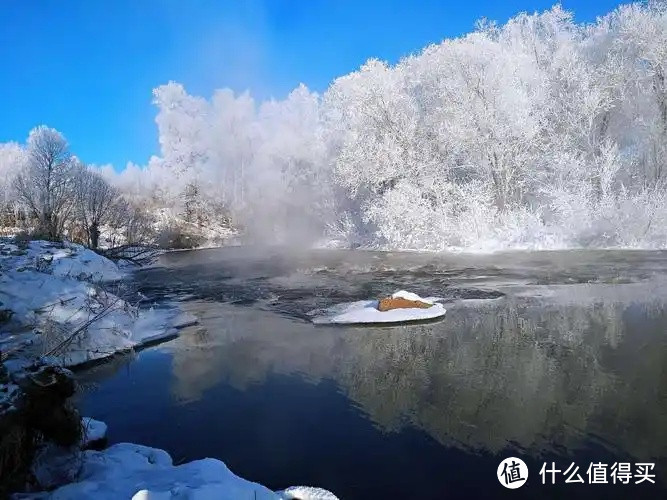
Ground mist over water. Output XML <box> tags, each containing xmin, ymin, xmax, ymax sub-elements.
<box><xmin>76</xmin><ymin>247</ymin><xmax>667</xmax><ymax>499</ymax></box>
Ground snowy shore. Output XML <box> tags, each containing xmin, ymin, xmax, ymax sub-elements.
<box><xmin>0</xmin><ymin>239</ymin><xmax>195</xmax><ymax>367</ymax></box>
<box><xmin>27</xmin><ymin>418</ymin><xmax>337</xmax><ymax>499</ymax></box>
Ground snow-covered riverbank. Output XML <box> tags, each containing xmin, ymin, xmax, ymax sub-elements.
<box><xmin>28</xmin><ymin>418</ymin><xmax>337</xmax><ymax>499</ymax></box>
<box><xmin>0</xmin><ymin>239</ymin><xmax>194</xmax><ymax>367</ymax></box>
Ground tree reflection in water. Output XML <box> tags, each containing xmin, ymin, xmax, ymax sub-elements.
<box><xmin>166</xmin><ymin>286</ymin><xmax>667</xmax><ymax>473</ymax></box>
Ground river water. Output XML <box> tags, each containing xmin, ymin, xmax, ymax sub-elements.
<box><xmin>76</xmin><ymin>247</ymin><xmax>667</xmax><ymax>499</ymax></box>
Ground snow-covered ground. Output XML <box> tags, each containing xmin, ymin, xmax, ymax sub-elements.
<box><xmin>311</xmin><ymin>290</ymin><xmax>447</xmax><ymax>325</ymax></box>
<box><xmin>27</xmin><ymin>418</ymin><xmax>337</xmax><ymax>500</ymax></box>
<box><xmin>0</xmin><ymin>239</ymin><xmax>195</xmax><ymax>367</ymax></box>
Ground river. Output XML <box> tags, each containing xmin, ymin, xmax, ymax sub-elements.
<box><xmin>75</xmin><ymin>247</ymin><xmax>667</xmax><ymax>499</ymax></box>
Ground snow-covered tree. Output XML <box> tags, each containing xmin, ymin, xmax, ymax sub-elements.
<box><xmin>13</xmin><ymin>126</ymin><xmax>78</xmax><ymax>239</ymax></box>
<box><xmin>0</xmin><ymin>142</ymin><xmax>27</xmax><ymax>228</ymax></box>
<box><xmin>74</xmin><ymin>168</ymin><xmax>124</xmax><ymax>249</ymax></box>
<box><xmin>7</xmin><ymin>2</ymin><xmax>666</xmax><ymax>251</ymax></box>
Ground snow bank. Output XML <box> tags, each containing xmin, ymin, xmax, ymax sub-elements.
<box><xmin>27</xmin><ymin>440</ymin><xmax>338</xmax><ymax>500</ymax></box>
<box><xmin>0</xmin><ymin>240</ymin><xmax>195</xmax><ymax>367</ymax></box>
<box><xmin>27</xmin><ymin>443</ymin><xmax>276</xmax><ymax>499</ymax></box>
<box><xmin>49</xmin><ymin>246</ymin><xmax>123</xmax><ymax>282</ymax></box>
<box><xmin>5</xmin><ymin>240</ymin><xmax>123</xmax><ymax>282</ymax></box>
<box><xmin>312</xmin><ymin>290</ymin><xmax>446</xmax><ymax>325</ymax></box>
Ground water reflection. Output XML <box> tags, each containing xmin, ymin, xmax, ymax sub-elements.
<box><xmin>165</xmin><ymin>287</ymin><xmax>667</xmax><ymax>470</ymax></box>
<box><xmin>77</xmin><ymin>249</ymin><xmax>667</xmax><ymax>497</ymax></box>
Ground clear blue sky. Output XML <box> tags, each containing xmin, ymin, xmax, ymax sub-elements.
<box><xmin>1</xmin><ymin>0</ymin><xmax>625</xmax><ymax>170</ymax></box>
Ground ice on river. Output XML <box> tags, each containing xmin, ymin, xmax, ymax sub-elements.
<box><xmin>312</xmin><ymin>290</ymin><xmax>446</xmax><ymax>325</ymax></box>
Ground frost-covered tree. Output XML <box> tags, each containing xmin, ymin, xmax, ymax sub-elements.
<box><xmin>69</xmin><ymin>2</ymin><xmax>667</xmax><ymax>250</ymax></box>
<box><xmin>153</xmin><ymin>82</ymin><xmax>210</xmax><ymax>177</ymax></box>
<box><xmin>74</xmin><ymin>168</ymin><xmax>124</xmax><ymax>249</ymax></box>
<box><xmin>318</xmin><ymin>2</ymin><xmax>667</xmax><ymax>249</ymax></box>
<box><xmin>181</xmin><ymin>181</ymin><xmax>200</xmax><ymax>224</ymax></box>
<box><xmin>0</xmin><ymin>142</ymin><xmax>27</xmax><ymax>228</ymax></box>
<box><xmin>13</xmin><ymin>126</ymin><xmax>78</xmax><ymax>239</ymax></box>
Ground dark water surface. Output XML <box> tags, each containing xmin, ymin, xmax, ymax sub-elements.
<box><xmin>76</xmin><ymin>247</ymin><xmax>667</xmax><ymax>499</ymax></box>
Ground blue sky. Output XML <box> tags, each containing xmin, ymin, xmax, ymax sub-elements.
<box><xmin>1</xmin><ymin>0</ymin><xmax>625</xmax><ymax>170</ymax></box>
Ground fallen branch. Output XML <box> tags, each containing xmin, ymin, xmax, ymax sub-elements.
<box><xmin>43</xmin><ymin>299</ymin><xmax>120</xmax><ymax>358</ymax></box>
<box><xmin>97</xmin><ymin>244</ymin><xmax>160</xmax><ymax>267</ymax></box>
<box><xmin>33</xmin><ymin>297</ymin><xmax>77</xmax><ymax>313</ymax></box>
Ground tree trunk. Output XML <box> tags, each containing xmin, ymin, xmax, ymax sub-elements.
<box><xmin>41</xmin><ymin>212</ymin><xmax>59</xmax><ymax>241</ymax></box>
<box><xmin>90</xmin><ymin>222</ymin><xmax>100</xmax><ymax>249</ymax></box>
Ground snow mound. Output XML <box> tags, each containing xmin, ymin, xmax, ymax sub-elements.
<box><xmin>312</xmin><ymin>290</ymin><xmax>446</xmax><ymax>325</ymax></box>
<box><xmin>3</xmin><ymin>240</ymin><xmax>123</xmax><ymax>282</ymax></box>
<box><xmin>49</xmin><ymin>246</ymin><xmax>123</xmax><ymax>282</ymax></box>
<box><xmin>390</xmin><ymin>290</ymin><xmax>436</xmax><ymax>302</ymax></box>
<box><xmin>81</xmin><ymin>417</ymin><xmax>107</xmax><ymax>447</ymax></box>
<box><xmin>27</xmin><ymin>442</ymin><xmax>338</xmax><ymax>500</ymax></box>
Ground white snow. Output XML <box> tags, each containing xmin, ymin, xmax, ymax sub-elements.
<box><xmin>27</xmin><ymin>441</ymin><xmax>339</xmax><ymax>500</ymax></box>
<box><xmin>81</xmin><ymin>417</ymin><xmax>107</xmax><ymax>447</ymax></box>
<box><xmin>312</xmin><ymin>290</ymin><xmax>446</xmax><ymax>325</ymax></box>
<box><xmin>0</xmin><ymin>240</ymin><xmax>195</xmax><ymax>367</ymax></box>
<box><xmin>4</xmin><ymin>240</ymin><xmax>123</xmax><ymax>282</ymax></box>
<box><xmin>279</xmin><ymin>486</ymin><xmax>340</xmax><ymax>500</ymax></box>
<box><xmin>28</xmin><ymin>443</ymin><xmax>275</xmax><ymax>499</ymax></box>
<box><xmin>49</xmin><ymin>246</ymin><xmax>124</xmax><ymax>282</ymax></box>
<box><xmin>390</xmin><ymin>290</ymin><xmax>443</xmax><ymax>303</ymax></box>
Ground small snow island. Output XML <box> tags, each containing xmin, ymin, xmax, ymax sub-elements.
<box><xmin>312</xmin><ymin>290</ymin><xmax>447</xmax><ymax>325</ymax></box>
